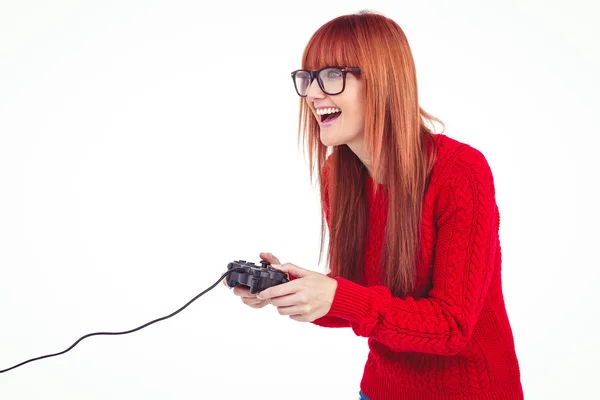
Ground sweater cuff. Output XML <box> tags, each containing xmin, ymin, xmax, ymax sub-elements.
<box><xmin>327</xmin><ymin>277</ymin><xmax>374</xmax><ymax>323</ymax></box>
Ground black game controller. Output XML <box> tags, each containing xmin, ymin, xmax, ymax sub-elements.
<box><xmin>226</xmin><ymin>260</ymin><xmax>289</xmax><ymax>295</ymax></box>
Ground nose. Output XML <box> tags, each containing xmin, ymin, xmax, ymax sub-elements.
<box><xmin>306</xmin><ymin>78</ymin><xmax>326</xmax><ymax>103</ymax></box>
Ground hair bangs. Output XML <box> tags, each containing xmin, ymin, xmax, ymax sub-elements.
<box><xmin>302</xmin><ymin>18</ymin><xmax>361</xmax><ymax>70</ymax></box>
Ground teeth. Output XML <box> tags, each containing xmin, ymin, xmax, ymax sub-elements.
<box><xmin>316</xmin><ymin>107</ymin><xmax>342</xmax><ymax>115</ymax></box>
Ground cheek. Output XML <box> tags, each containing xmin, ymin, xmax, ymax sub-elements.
<box><xmin>355</xmin><ymin>104</ymin><xmax>366</xmax><ymax>127</ymax></box>
<box><xmin>345</xmin><ymin>104</ymin><xmax>365</xmax><ymax>126</ymax></box>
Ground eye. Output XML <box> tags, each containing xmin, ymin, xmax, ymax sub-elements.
<box><xmin>325</xmin><ymin>69</ymin><xmax>342</xmax><ymax>79</ymax></box>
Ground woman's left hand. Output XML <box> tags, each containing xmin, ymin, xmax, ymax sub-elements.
<box><xmin>256</xmin><ymin>263</ymin><xmax>338</xmax><ymax>322</ymax></box>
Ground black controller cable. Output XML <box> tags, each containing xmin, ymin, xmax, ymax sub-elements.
<box><xmin>0</xmin><ymin>270</ymin><xmax>232</xmax><ymax>374</ymax></box>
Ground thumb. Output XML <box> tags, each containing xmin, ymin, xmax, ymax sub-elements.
<box><xmin>260</xmin><ymin>252</ymin><xmax>281</xmax><ymax>265</ymax></box>
<box><xmin>271</xmin><ymin>263</ymin><xmax>310</xmax><ymax>278</ymax></box>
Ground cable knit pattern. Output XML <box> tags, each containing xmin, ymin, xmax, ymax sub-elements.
<box><xmin>311</xmin><ymin>134</ymin><xmax>523</xmax><ymax>399</ymax></box>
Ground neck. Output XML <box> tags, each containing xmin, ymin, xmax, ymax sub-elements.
<box><xmin>346</xmin><ymin>140</ymin><xmax>381</xmax><ymax>184</ymax></box>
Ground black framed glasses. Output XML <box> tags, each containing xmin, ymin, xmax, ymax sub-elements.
<box><xmin>290</xmin><ymin>66</ymin><xmax>361</xmax><ymax>97</ymax></box>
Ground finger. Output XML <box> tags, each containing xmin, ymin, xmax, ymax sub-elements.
<box><xmin>260</xmin><ymin>252</ymin><xmax>281</xmax><ymax>265</ymax></box>
<box><xmin>256</xmin><ymin>280</ymin><xmax>298</xmax><ymax>300</ymax></box>
<box><xmin>270</xmin><ymin>262</ymin><xmax>309</xmax><ymax>279</ymax></box>
<box><xmin>233</xmin><ymin>286</ymin><xmax>255</xmax><ymax>298</ymax></box>
<box><xmin>242</xmin><ymin>297</ymin><xmax>269</xmax><ymax>308</ymax></box>
<box><xmin>289</xmin><ymin>314</ymin><xmax>310</xmax><ymax>322</ymax></box>
<box><xmin>269</xmin><ymin>293</ymin><xmax>305</xmax><ymax>308</ymax></box>
<box><xmin>276</xmin><ymin>304</ymin><xmax>309</xmax><ymax>316</ymax></box>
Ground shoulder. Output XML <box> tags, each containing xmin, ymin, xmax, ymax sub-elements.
<box><xmin>431</xmin><ymin>134</ymin><xmax>495</xmax><ymax>189</ymax></box>
<box><xmin>427</xmin><ymin>135</ymin><xmax>497</xmax><ymax>220</ymax></box>
<box><xmin>430</xmin><ymin>136</ymin><xmax>497</xmax><ymax>218</ymax></box>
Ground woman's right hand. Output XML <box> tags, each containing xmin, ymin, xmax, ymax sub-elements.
<box><xmin>223</xmin><ymin>252</ymin><xmax>281</xmax><ymax>309</ymax></box>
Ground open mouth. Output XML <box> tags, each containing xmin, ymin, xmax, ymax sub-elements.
<box><xmin>317</xmin><ymin>107</ymin><xmax>342</xmax><ymax>124</ymax></box>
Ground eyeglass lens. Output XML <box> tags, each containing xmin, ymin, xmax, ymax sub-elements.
<box><xmin>294</xmin><ymin>68</ymin><xmax>344</xmax><ymax>96</ymax></box>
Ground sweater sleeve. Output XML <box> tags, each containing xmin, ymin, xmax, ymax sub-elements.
<box><xmin>324</xmin><ymin>150</ymin><xmax>499</xmax><ymax>354</ymax></box>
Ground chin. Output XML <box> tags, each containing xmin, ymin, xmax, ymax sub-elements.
<box><xmin>320</xmin><ymin>130</ymin><xmax>354</xmax><ymax>147</ymax></box>
<box><xmin>319</xmin><ymin>132</ymin><xmax>340</xmax><ymax>147</ymax></box>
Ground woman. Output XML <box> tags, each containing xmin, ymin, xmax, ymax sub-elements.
<box><xmin>226</xmin><ymin>10</ymin><xmax>523</xmax><ymax>400</ymax></box>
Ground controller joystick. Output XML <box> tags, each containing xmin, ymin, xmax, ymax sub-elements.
<box><xmin>226</xmin><ymin>259</ymin><xmax>289</xmax><ymax>295</ymax></box>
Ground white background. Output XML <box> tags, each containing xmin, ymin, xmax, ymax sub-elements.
<box><xmin>1</xmin><ymin>0</ymin><xmax>598</xmax><ymax>399</ymax></box>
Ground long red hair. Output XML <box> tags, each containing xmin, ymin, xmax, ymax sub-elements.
<box><xmin>297</xmin><ymin>10</ymin><xmax>445</xmax><ymax>297</ymax></box>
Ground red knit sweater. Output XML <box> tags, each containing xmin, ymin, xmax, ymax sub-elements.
<box><xmin>302</xmin><ymin>134</ymin><xmax>523</xmax><ymax>399</ymax></box>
